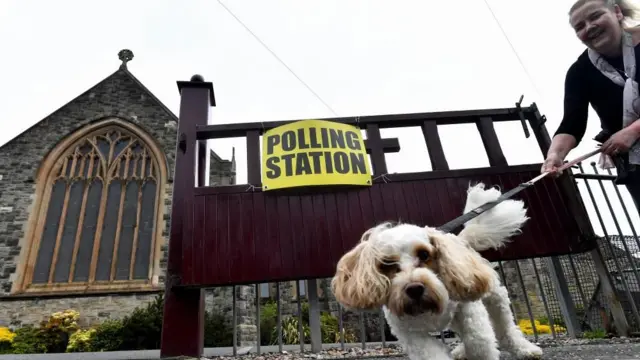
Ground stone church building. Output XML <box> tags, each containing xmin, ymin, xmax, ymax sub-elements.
<box><xmin>0</xmin><ymin>50</ymin><xmax>241</xmax><ymax>330</ymax></box>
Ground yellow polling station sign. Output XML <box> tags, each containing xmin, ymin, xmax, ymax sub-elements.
<box><xmin>261</xmin><ymin>120</ymin><xmax>373</xmax><ymax>191</ymax></box>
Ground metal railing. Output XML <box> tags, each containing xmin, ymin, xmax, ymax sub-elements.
<box><xmin>198</xmin><ymin>161</ymin><xmax>640</xmax><ymax>355</ymax></box>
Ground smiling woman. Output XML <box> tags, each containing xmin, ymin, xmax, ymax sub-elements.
<box><xmin>541</xmin><ymin>0</ymin><xmax>640</xmax><ymax>214</ymax></box>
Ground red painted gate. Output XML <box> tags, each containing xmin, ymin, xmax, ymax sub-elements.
<box><xmin>160</xmin><ymin>75</ymin><xmax>597</xmax><ymax>358</ymax></box>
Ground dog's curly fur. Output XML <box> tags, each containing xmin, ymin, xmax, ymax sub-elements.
<box><xmin>331</xmin><ymin>183</ymin><xmax>543</xmax><ymax>360</ymax></box>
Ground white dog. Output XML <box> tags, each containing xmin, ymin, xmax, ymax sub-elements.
<box><xmin>330</xmin><ymin>183</ymin><xmax>543</xmax><ymax>360</ymax></box>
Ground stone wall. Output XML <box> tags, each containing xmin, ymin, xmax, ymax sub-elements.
<box><xmin>0</xmin><ymin>292</ymin><xmax>160</xmax><ymax>328</ymax></box>
<box><xmin>205</xmin><ymin>286</ymin><xmax>257</xmax><ymax>346</ymax></box>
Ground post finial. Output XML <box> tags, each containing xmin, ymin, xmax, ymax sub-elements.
<box><xmin>118</xmin><ymin>49</ymin><xmax>134</xmax><ymax>70</ymax></box>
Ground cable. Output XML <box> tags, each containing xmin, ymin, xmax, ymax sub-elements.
<box><xmin>216</xmin><ymin>0</ymin><xmax>339</xmax><ymax>116</ymax></box>
<box><xmin>482</xmin><ymin>0</ymin><xmax>542</xmax><ymax>98</ymax></box>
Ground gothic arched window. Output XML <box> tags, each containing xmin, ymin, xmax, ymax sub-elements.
<box><xmin>14</xmin><ymin>120</ymin><xmax>167</xmax><ymax>295</ymax></box>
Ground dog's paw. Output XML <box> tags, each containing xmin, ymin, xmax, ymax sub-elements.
<box><xmin>510</xmin><ymin>341</ymin><xmax>543</xmax><ymax>359</ymax></box>
<box><xmin>450</xmin><ymin>343</ymin><xmax>466</xmax><ymax>360</ymax></box>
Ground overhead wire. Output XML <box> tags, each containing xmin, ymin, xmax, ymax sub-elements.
<box><xmin>216</xmin><ymin>0</ymin><xmax>339</xmax><ymax>117</ymax></box>
<box><xmin>218</xmin><ymin>0</ymin><xmax>538</xmax><ymax>116</ymax></box>
<box><xmin>482</xmin><ymin>0</ymin><xmax>543</xmax><ymax>99</ymax></box>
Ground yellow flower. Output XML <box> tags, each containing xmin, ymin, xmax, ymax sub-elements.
<box><xmin>518</xmin><ymin>319</ymin><xmax>567</xmax><ymax>335</ymax></box>
<box><xmin>0</xmin><ymin>327</ymin><xmax>16</xmax><ymax>342</ymax></box>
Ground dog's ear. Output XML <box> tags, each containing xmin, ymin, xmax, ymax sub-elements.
<box><xmin>429</xmin><ymin>231</ymin><xmax>495</xmax><ymax>302</ymax></box>
<box><xmin>331</xmin><ymin>240</ymin><xmax>389</xmax><ymax>310</ymax></box>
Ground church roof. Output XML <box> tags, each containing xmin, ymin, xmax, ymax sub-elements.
<box><xmin>0</xmin><ymin>49</ymin><xmax>178</xmax><ymax>150</ymax></box>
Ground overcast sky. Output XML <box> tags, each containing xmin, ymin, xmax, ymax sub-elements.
<box><xmin>1</xmin><ymin>0</ymin><xmax>639</xmax><ymax>238</ymax></box>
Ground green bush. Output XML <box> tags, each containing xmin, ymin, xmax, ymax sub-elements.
<box><xmin>204</xmin><ymin>311</ymin><xmax>233</xmax><ymax>347</ymax></box>
<box><xmin>260</xmin><ymin>301</ymin><xmax>278</xmax><ymax>345</ymax></box>
<box><xmin>276</xmin><ymin>316</ymin><xmax>310</xmax><ymax>345</ymax></box>
<box><xmin>87</xmin><ymin>320</ymin><xmax>125</xmax><ymax>352</ymax></box>
<box><xmin>9</xmin><ymin>326</ymin><xmax>47</xmax><ymax>354</ymax></box>
<box><xmin>118</xmin><ymin>294</ymin><xmax>164</xmax><ymax>350</ymax></box>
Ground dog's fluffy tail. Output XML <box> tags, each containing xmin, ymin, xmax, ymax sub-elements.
<box><xmin>457</xmin><ymin>182</ymin><xmax>529</xmax><ymax>252</ymax></box>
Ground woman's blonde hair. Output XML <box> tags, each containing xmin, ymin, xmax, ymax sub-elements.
<box><xmin>570</xmin><ymin>0</ymin><xmax>640</xmax><ymax>28</ymax></box>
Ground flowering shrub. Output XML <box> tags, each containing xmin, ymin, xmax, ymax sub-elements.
<box><xmin>47</xmin><ymin>310</ymin><xmax>80</xmax><ymax>334</ymax></box>
<box><xmin>66</xmin><ymin>329</ymin><xmax>96</xmax><ymax>352</ymax></box>
<box><xmin>518</xmin><ymin>319</ymin><xmax>567</xmax><ymax>335</ymax></box>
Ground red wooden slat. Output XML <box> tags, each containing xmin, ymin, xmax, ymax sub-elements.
<box><xmin>203</xmin><ymin>195</ymin><xmax>219</xmax><ymax>283</ymax></box>
<box><xmin>310</xmin><ymin>194</ymin><xmax>331</xmax><ymax>275</ymax></box>
<box><xmin>346</xmin><ymin>190</ymin><xmax>366</xmax><ymax>259</ymax></box>
<box><xmin>345</xmin><ymin>190</ymin><xmax>365</xmax><ymax>251</ymax></box>
<box><xmin>238</xmin><ymin>194</ymin><xmax>255</xmax><ymax>283</ymax></box>
<box><xmin>435</xmin><ymin>179</ymin><xmax>456</xmax><ymax>226</ymax></box>
<box><xmin>288</xmin><ymin>196</ymin><xmax>307</xmax><ymax>277</ymax></box>
<box><xmin>300</xmin><ymin>195</ymin><xmax>316</xmax><ymax>277</ymax></box>
<box><xmin>513</xmin><ymin>171</ymin><xmax>556</xmax><ymax>258</ymax></box>
<box><xmin>251</xmin><ymin>192</ymin><xmax>269</xmax><ymax>278</ymax></box>
<box><xmin>228</xmin><ymin>195</ymin><xmax>244</xmax><ymax>282</ymax></box>
<box><xmin>264</xmin><ymin>195</ymin><xmax>284</xmax><ymax>279</ymax></box>
<box><xmin>380</xmin><ymin>182</ymin><xmax>399</xmax><ymax>221</ymax></box>
<box><xmin>335</xmin><ymin>191</ymin><xmax>353</xmax><ymax>263</ymax></box>
<box><xmin>391</xmin><ymin>183</ymin><xmax>410</xmax><ymax>223</ymax></box>
<box><xmin>515</xmin><ymin>172</ymin><xmax>551</xmax><ymax>258</ymax></box>
<box><xmin>276</xmin><ymin>197</ymin><xmax>295</xmax><ymax>279</ymax></box>
<box><xmin>322</xmin><ymin>193</ymin><xmax>343</xmax><ymax>271</ymax></box>
<box><xmin>216</xmin><ymin>194</ymin><xmax>230</xmax><ymax>284</ymax></box>
<box><xmin>401</xmin><ymin>182</ymin><xmax>421</xmax><ymax>225</ymax></box>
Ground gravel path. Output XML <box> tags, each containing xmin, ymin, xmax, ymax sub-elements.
<box><xmin>524</xmin><ymin>342</ymin><xmax>640</xmax><ymax>359</ymax></box>
<box><xmin>2</xmin><ymin>339</ymin><xmax>640</xmax><ymax>360</ymax></box>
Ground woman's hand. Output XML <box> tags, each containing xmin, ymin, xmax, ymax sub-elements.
<box><xmin>541</xmin><ymin>152</ymin><xmax>564</xmax><ymax>177</ymax></box>
<box><xmin>601</xmin><ymin>125</ymin><xmax>640</xmax><ymax>156</ymax></box>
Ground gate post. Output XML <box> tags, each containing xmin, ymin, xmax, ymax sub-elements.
<box><xmin>543</xmin><ymin>257</ymin><xmax>581</xmax><ymax>337</ymax></box>
<box><xmin>160</xmin><ymin>75</ymin><xmax>215</xmax><ymax>358</ymax></box>
<box><xmin>527</xmin><ymin>105</ymin><xmax>629</xmax><ymax>337</ymax></box>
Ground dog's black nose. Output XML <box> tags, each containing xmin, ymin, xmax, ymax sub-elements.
<box><xmin>405</xmin><ymin>283</ymin><xmax>425</xmax><ymax>300</ymax></box>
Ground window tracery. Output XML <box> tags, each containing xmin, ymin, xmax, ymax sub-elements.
<box><xmin>18</xmin><ymin>123</ymin><xmax>166</xmax><ymax>294</ymax></box>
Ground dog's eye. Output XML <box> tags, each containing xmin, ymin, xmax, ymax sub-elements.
<box><xmin>416</xmin><ymin>249</ymin><xmax>429</xmax><ymax>262</ymax></box>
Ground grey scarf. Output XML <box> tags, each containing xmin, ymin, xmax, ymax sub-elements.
<box><xmin>588</xmin><ymin>31</ymin><xmax>640</xmax><ymax>168</ymax></box>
